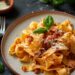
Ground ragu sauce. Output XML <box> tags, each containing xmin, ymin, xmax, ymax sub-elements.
<box><xmin>43</xmin><ymin>25</ymin><xmax>64</xmax><ymax>49</ymax></box>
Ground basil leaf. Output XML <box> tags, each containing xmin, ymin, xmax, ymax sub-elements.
<box><xmin>39</xmin><ymin>0</ymin><xmax>51</xmax><ymax>3</ymax></box>
<box><xmin>0</xmin><ymin>62</ymin><xmax>4</xmax><ymax>73</ymax></box>
<box><xmin>33</xmin><ymin>28</ymin><xmax>47</xmax><ymax>34</ymax></box>
<box><xmin>43</xmin><ymin>15</ymin><xmax>54</xmax><ymax>30</ymax></box>
<box><xmin>52</xmin><ymin>0</ymin><xmax>64</xmax><ymax>5</ymax></box>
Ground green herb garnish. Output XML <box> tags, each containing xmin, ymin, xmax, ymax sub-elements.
<box><xmin>39</xmin><ymin>0</ymin><xmax>51</xmax><ymax>3</ymax></box>
<box><xmin>33</xmin><ymin>15</ymin><xmax>54</xmax><ymax>34</ymax></box>
<box><xmin>33</xmin><ymin>28</ymin><xmax>47</xmax><ymax>34</ymax></box>
<box><xmin>52</xmin><ymin>0</ymin><xmax>64</xmax><ymax>6</ymax></box>
<box><xmin>39</xmin><ymin>0</ymin><xmax>75</xmax><ymax>5</ymax></box>
<box><xmin>0</xmin><ymin>62</ymin><xmax>4</xmax><ymax>73</ymax></box>
<box><xmin>43</xmin><ymin>15</ymin><xmax>54</xmax><ymax>30</ymax></box>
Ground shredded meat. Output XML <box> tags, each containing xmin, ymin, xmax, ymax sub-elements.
<box><xmin>34</xmin><ymin>69</ymin><xmax>40</xmax><ymax>74</ymax></box>
<box><xmin>35</xmin><ymin>48</ymin><xmax>46</xmax><ymax>58</ymax></box>
<box><xmin>22</xmin><ymin>66</ymin><xmax>27</xmax><ymax>72</ymax></box>
<box><xmin>67</xmin><ymin>60</ymin><xmax>75</xmax><ymax>68</ymax></box>
<box><xmin>43</xmin><ymin>29</ymin><xmax>64</xmax><ymax>49</ymax></box>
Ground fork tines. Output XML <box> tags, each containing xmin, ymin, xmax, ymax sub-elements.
<box><xmin>0</xmin><ymin>16</ymin><xmax>5</xmax><ymax>34</ymax></box>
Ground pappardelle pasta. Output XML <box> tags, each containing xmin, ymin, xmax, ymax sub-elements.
<box><xmin>9</xmin><ymin>16</ymin><xmax>75</xmax><ymax>75</ymax></box>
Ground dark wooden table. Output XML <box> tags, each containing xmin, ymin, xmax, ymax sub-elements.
<box><xmin>0</xmin><ymin>0</ymin><xmax>75</xmax><ymax>75</ymax></box>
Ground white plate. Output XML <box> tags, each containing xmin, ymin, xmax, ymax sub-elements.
<box><xmin>1</xmin><ymin>10</ymin><xmax>75</xmax><ymax>75</ymax></box>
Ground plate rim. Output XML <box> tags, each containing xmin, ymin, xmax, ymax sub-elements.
<box><xmin>1</xmin><ymin>10</ymin><xmax>75</xmax><ymax>75</ymax></box>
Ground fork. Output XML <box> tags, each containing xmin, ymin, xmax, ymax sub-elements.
<box><xmin>0</xmin><ymin>16</ymin><xmax>5</xmax><ymax>37</ymax></box>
